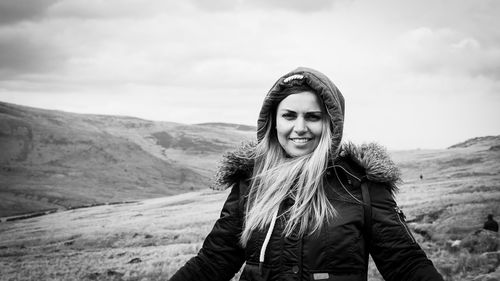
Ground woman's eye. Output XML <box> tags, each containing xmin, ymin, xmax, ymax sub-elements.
<box><xmin>282</xmin><ymin>113</ymin><xmax>295</xmax><ymax>120</ymax></box>
<box><xmin>306</xmin><ymin>114</ymin><xmax>322</xmax><ymax>121</ymax></box>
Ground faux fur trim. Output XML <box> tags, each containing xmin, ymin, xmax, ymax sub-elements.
<box><xmin>341</xmin><ymin>142</ymin><xmax>402</xmax><ymax>192</ymax></box>
<box><xmin>210</xmin><ymin>141</ymin><xmax>256</xmax><ymax>190</ymax></box>
<box><xmin>211</xmin><ymin>141</ymin><xmax>401</xmax><ymax>192</ymax></box>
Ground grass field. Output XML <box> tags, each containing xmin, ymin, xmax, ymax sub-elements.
<box><xmin>0</xmin><ymin>191</ymin><xmax>226</xmax><ymax>281</ymax></box>
<box><xmin>1</xmin><ymin>144</ymin><xmax>499</xmax><ymax>280</ymax></box>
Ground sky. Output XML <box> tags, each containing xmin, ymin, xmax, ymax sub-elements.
<box><xmin>0</xmin><ymin>0</ymin><xmax>499</xmax><ymax>150</ymax></box>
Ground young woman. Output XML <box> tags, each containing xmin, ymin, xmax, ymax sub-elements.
<box><xmin>169</xmin><ymin>67</ymin><xmax>443</xmax><ymax>281</ymax></box>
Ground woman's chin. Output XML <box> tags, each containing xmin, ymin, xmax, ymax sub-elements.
<box><xmin>285</xmin><ymin>148</ymin><xmax>315</xmax><ymax>158</ymax></box>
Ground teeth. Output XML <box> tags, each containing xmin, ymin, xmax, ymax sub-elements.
<box><xmin>291</xmin><ymin>138</ymin><xmax>310</xmax><ymax>143</ymax></box>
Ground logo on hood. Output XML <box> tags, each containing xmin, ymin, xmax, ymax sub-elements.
<box><xmin>283</xmin><ymin>74</ymin><xmax>304</xmax><ymax>83</ymax></box>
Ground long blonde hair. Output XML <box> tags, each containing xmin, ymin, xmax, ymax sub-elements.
<box><xmin>240</xmin><ymin>93</ymin><xmax>337</xmax><ymax>246</ymax></box>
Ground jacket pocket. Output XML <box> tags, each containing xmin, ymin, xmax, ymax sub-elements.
<box><xmin>394</xmin><ymin>206</ymin><xmax>416</xmax><ymax>243</ymax></box>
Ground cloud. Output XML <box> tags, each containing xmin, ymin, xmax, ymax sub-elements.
<box><xmin>0</xmin><ymin>0</ymin><xmax>58</xmax><ymax>24</ymax></box>
<box><xmin>0</xmin><ymin>24</ymin><xmax>66</xmax><ymax>78</ymax></box>
<box><xmin>398</xmin><ymin>27</ymin><xmax>500</xmax><ymax>80</ymax></box>
<box><xmin>47</xmin><ymin>0</ymin><xmax>187</xmax><ymax>19</ymax></box>
<box><xmin>245</xmin><ymin>0</ymin><xmax>337</xmax><ymax>12</ymax></box>
<box><xmin>46</xmin><ymin>0</ymin><xmax>340</xmax><ymax>18</ymax></box>
<box><xmin>0</xmin><ymin>8</ymin><xmax>305</xmax><ymax>88</ymax></box>
<box><xmin>187</xmin><ymin>0</ymin><xmax>341</xmax><ymax>12</ymax></box>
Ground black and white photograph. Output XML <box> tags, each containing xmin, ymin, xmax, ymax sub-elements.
<box><xmin>0</xmin><ymin>0</ymin><xmax>499</xmax><ymax>280</ymax></box>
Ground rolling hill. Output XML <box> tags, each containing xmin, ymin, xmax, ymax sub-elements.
<box><xmin>0</xmin><ymin>101</ymin><xmax>254</xmax><ymax>217</ymax></box>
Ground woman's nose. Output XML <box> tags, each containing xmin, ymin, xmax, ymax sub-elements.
<box><xmin>293</xmin><ymin>118</ymin><xmax>307</xmax><ymax>134</ymax></box>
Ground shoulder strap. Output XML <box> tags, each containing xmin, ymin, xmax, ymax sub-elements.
<box><xmin>360</xmin><ymin>180</ymin><xmax>372</xmax><ymax>281</ymax></box>
<box><xmin>361</xmin><ymin>180</ymin><xmax>372</xmax><ymax>241</ymax></box>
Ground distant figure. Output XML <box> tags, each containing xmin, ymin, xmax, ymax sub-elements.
<box><xmin>484</xmin><ymin>214</ymin><xmax>499</xmax><ymax>232</ymax></box>
<box><xmin>420</xmin><ymin>174</ymin><xmax>423</xmax><ymax>180</ymax></box>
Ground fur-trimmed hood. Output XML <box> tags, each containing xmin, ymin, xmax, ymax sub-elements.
<box><xmin>213</xmin><ymin>67</ymin><xmax>401</xmax><ymax>194</ymax></box>
<box><xmin>212</xmin><ymin>141</ymin><xmax>401</xmax><ymax>193</ymax></box>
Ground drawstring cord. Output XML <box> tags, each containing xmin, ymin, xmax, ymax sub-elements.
<box><xmin>331</xmin><ymin>165</ymin><xmax>363</xmax><ymax>204</ymax></box>
<box><xmin>259</xmin><ymin>207</ymin><xmax>279</xmax><ymax>275</ymax></box>
<box><xmin>330</xmin><ymin>164</ymin><xmax>361</xmax><ymax>181</ymax></box>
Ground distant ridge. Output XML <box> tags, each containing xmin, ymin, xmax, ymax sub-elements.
<box><xmin>448</xmin><ymin>135</ymin><xmax>500</xmax><ymax>149</ymax></box>
<box><xmin>0</xmin><ymin>101</ymin><xmax>151</xmax><ymax>122</ymax></box>
<box><xmin>195</xmin><ymin>122</ymin><xmax>256</xmax><ymax>132</ymax></box>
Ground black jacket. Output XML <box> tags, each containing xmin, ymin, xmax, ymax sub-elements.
<box><xmin>169</xmin><ymin>142</ymin><xmax>444</xmax><ymax>281</ymax></box>
<box><xmin>484</xmin><ymin>218</ymin><xmax>499</xmax><ymax>232</ymax></box>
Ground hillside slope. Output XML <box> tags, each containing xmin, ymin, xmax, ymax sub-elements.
<box><xmin>0</xmin><ymin>102</ymin><xmax>254</xmax><ymax>217</ymax></box>
<box><xmin>394</xmin><ymin>138</ymin><xmax>499</xmax><ymax>218</ymax></box>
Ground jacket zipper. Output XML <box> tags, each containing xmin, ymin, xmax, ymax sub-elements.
<box><xmin>299</xmin><ymin>235</ymin><xmax>303</xmax><ymax>278</ymax></box>
<box><xmin>394</xmin><ymin>206</ymin><xmax>416</xmax><ymax>243</ymax></box>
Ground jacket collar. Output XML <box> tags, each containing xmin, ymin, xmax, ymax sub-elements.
<box><xmin>211</xmin><ymin>141</ymin><xmax>401</xmax><ymax>194</ymax></box>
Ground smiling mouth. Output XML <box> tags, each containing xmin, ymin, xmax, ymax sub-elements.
<box><xmin>290</xmin><ymin>138</ymin><xmax>313</xmax><ymax>144</ymax></box>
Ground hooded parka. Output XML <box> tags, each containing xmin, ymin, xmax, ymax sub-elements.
<box><xmin>169</xmin><ymin>68</ymin><xmax>443</xmax><ymax>281</ymax></box>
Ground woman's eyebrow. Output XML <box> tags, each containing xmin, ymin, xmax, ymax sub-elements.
<box><xmin>278</xmin><ymin>108</ymin><xmax>297</xmax><ymax>113</ymax></box>
<box><xmin>304</xmin><ymin>111</ymin><xmax>323</xmax><ymax>115</ymax></box>
<box><xmin>279</xmin><ymin>109</ymin><xmax>322</xmax><ymax>113</ymax></box>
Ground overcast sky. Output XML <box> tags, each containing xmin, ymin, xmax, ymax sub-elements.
<box><xmin>0</xmin><ymin>0</ymin><xmax>499</xmax><ymax>149</ymax></box>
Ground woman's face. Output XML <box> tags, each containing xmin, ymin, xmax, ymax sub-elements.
<box><xmin>275</xmin><ymin>91</ymin><xmax>325</xmax><ymax>157</ymax></box>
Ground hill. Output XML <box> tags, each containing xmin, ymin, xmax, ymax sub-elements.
<box><xmin>0</xmin><ymin>101</ymin><xmax>254</xmax><ymax>217</ymax></box>
<box><xmin>0</xmin><ymin>135</ymin><xmax>499</xmax><ymax>280</ymax></box>
<box><xmin>448</xmin><ymin>135</ymin><xmax>500</xmax><ymax>149</ymax></box>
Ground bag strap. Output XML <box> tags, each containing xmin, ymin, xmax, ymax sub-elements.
<box><xmin>360</xmin><ymin>179</ymin><xmax>372</xmax><ymax>281</ymax></box>
<box><xmin>361</xmin><ymin>180</ymin><xmax>372</xmax><ymax>243</ymax></box>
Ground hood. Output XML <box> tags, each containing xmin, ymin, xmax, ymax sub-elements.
<box><xmin>257</xmin><ymin>67</ymin><xmax>345</xmax><ymax>155</ymax></box>
<box><xmin>212</xmin><ymin>141</ymin><xmax>401</xmax><ymax>193</ymax></box>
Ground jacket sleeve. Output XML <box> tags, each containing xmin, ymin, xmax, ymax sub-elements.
<box><xmin>169</xmin><ymin>182</ymin><xmax>246</xmax><ymax>281</ymax></box>
<box><xmin>368</xmin><ymin>182</ymin><xmax>444</xmax><ymax>281</ymax></box>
